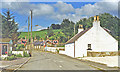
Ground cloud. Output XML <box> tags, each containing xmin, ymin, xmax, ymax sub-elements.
<box><xmin>1</xmin><ymin>0</ymin><xmax>29</xmax><ymax>2</ymax></box>
<box><xmin>54</xmin><ymin>1</ymin><xmax>74</xmax><ymax>14</ymax></box>
<box><xmin>18</xmin><ymin>26</ymin><xmax>28</xmax><ymax>32</ymax></box>
<box><xmin>1</xmin><ymin>0</ymin><xmax>119</xmax><ymax>25</ymax></box>
<box><xmin>33</xmin><ymin>26</ymin><xmax>47</xmax><ymax>31</ymax></box>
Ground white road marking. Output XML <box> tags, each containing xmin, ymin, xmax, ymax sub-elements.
<box><xmin>59</xmin><ymin>65</ymin><xmax>62</xmax><ymax>67</ymax></box>
<box><xmin>59</xmin><ymin>61</ymin><xmax>63</xmax><ymax>62</ymax></box>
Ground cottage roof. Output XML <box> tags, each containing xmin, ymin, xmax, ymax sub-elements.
<box><xmin>66</xmin><ymin>27</ymin><xmax>92</xmax><ymax>44</ymax></box>
<box><xmin>0</xmin><ymin>38</ymin><xmax>11</xmax><ymax>43</ymax></box>
<box><xmin>66</xmin><ymin>27</ymin><xmax>112</xmax><ymax>44</ymax></box>
<box><xmin>33</xmin><ymin>41</ymin><xmax>44</xmax><ymax>46</ymax></box>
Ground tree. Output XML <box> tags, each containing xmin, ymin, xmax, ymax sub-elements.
<box><xmin>47</xmin><ymin>27</ymin><xmax>54</xmax><ymax>37</ymax></box>
<box><xmin>61</xmin><ymin>19</ymin><xmax>75</xmax><ymax>38</ymax></box>
<box><xmin>36</xmin><ymin>35</ymin><xmax>40</xmax><ymax>40</ymax></box>
<box><xmin>2</xmin><ymin>9</ymin><xmax>18</xmax><ymax>39</ymax></box>
<box><xmin>50</xmin><ymin>24</ymin><xmax>61</xmax><ymax>29</ymax></box>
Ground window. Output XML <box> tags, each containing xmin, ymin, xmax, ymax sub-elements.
<box><xmin>2</xmin><ymin>45</ymin><xmax>7</xmax><ymax>55</ymax></box>
<box><xmin>87</xmin><ymin>44</ymin><xmax>92</xmax><ymax>50</ymax></box>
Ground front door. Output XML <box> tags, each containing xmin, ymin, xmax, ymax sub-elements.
<box><xmin>2</xmin><ymin>45</ymin><xmax>7</xmax><ymax>55</ymax></box>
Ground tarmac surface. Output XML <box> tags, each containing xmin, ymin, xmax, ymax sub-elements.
<box><xmin>18</xmin><ymin>51</ymin><xmax>96</xmax><ymax>70</ymax></box>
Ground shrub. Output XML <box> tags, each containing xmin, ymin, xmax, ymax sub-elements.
<box><xmin>16</xmin><ymin>47</ymin><xmax>20</xmax><ymax>51</ymax></box>
<box><xmin>16</xmin><ymin>54</ymin><xmax>23</xmax><ymax>57</ymax></box>
<box><xmin>8</xmin><ymin>51</ymin><xmax>12</xmax><ymax>56</ymax></box>
<box><xmin>4</xmin><ymin>55</ymin><xmax>16</xmax><ymax>61</ymax></box>
<box><xmin>23</xmin><ymin>51</ymin><xmax>30</xmax><ymax>57</ymax></box>
<box><xmin>56</xmin><ymin>49</ymin><xmax>59</xmax><ymax>53</ymax></box>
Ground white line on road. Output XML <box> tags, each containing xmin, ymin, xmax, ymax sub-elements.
<box><xmin>59</xmin><ymin>65</ymin><xmax>62</xmax><ymax>68</ymax></box>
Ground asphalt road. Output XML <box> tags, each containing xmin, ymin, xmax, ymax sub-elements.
<box><xmin>18</xmin><ymin>51</ymin><xmax>96</xmax><ymax>70</ymax></box>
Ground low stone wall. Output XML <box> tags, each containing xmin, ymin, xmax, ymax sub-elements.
<box><xmin>87</xmin><ymin>51</ymin><xmax>118</xmax><ymax>57</ymax></box>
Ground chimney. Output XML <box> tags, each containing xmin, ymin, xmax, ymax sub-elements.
<box><xmin>94</xmin><ymin>16</ymin><xmax>96</xmax><ymax>21</ymax></box>
<box><xmin>78</xmin><ymin>24</ymin><xmax>83</xmax><ymax>33</ymax></box>
<box><xmin>93</xmin><ymin>15</ymin><xmax>100</xmax><ymax>27</ymax></box>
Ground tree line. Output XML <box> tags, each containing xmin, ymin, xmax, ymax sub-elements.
<box><xmin>48</xmin><ymin>13</ymin><xmax>119</xmax><ymax>48</ymax></box>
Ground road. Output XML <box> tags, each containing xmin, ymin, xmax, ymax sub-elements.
<box><xmin>18</xmin><ymin>51</ymin><xmax>96</xmax><ymax>70</ymax></box>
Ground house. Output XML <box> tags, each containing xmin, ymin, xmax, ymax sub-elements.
<box><xmin>64</xmin><ymin>16</ymin><xmax>118</xmax><ymax>58</ymax></box>
<box><xmin>0</xmin><ymin>38</ymin><xmax>12</xmax><ymax>57</ymax></box>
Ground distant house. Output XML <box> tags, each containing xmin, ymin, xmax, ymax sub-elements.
<box><xmin>64</xmin><ymin>16</ymin><xmax>118</xmax><ymax>58</ymax></box>
<box><xmin>33</xmin><ymin>41</ymin><xmax>44</xmax><ymax>50</ymax></box>
<box><xmin>0</xmin><ymin>38</ymin><xmax>12</xmax><ymax>57</ymax></box>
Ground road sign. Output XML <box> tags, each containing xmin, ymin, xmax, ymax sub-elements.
<box><xmin>53</xmin><ymin>40</ymin><xmax>58</xmax><ymax>44</ymax></box>
<box><xmin>21</xmin><ymin>40</ymin><xmax>27</xmax><ymax>46</ymax></box>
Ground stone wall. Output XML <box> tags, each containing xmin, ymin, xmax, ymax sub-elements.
<box><xmin>87</xmin><ymin>51</ymin><xmax>118</xmax><ymax>57</ymax></box>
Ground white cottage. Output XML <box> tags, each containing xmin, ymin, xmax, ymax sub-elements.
<box><xmin>64</xmin><ymin>16</ymin><xmax>118</xmax><ymax>58</ymax></box>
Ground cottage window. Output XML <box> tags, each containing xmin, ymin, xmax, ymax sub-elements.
<box><xmin>87</xmin><ymin>44</ymin><xmax>92</xmax><ymax>50</ymax></box>
<box><xmin>2</xmin><ymin>45</ymin><xmax>7</xmax><ymax>55</ymax></box>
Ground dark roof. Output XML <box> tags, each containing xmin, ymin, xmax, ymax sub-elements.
<box><xmin>66</xmin><ymin>27</ymin><xmax>114</xmax><ymax>44</ymax></box>
<box><xmin>66</xmin><ymin>27</ymin><xmax>92</xmax><ymax>44</ymax></box>
<box><xmin>0</xmin><ymin>38</ymin><xmax>11</xmax><ymax>42</ymax></box>
<box><xmin>33</xmin><ymin>41</ymin><xmax>44</xmax><ymax>46</ymax></box>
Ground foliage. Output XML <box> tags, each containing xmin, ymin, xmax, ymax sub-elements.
<box><xmin>16</xmin><ymin>47</ymin><xmax>20</xmax><ymax>51</ymax></box>
<box><xmin>16</xmin><ymin>54</ymin><xmax>23</xmax><ymax>57</ymax></box>
<box><xmin>47</xmin><ymin>28</ymin><xmax>54</xmax><ymax>37</ymax></box>
<box><xmin>4</xmin><ymin>55</ymin><xmax>16</xmax><ymax>61</ymax></box>
<box><xmin>56</xmin><ymin>49</ymin><xmax>59</xmax><ymax>53</ymax></box>
<box><xmin>23</xmin><ymin>51</ymin><xmax>30</xmax><ymax>57</ymax></box>
<box><xmin>61</xmin><ymin>19</ymin><xmax>75</xmax><ymax>37</ymax></box>
<box><xmin>36</xmin><ymin>35</ymin><xmax>40</xmax><ymax>40</ymax></box>
<box><xmin>50</xmin><ymin>24</ymin><xmax>61</xmax><ymax>29</ymax></box>
<box><xmin>15</xmin><ymin>44</ymin><xmax>25</xmax><ymax>51</ymax></box>
<box><xmin>8</xmin><ymin>51</ymin><xmax>12</xmax><ymax>56</ymax></box>
<box><xmin>2</xmin><ymin>9</ymin><xmax>18</xmax><ymax>39</ymax></box>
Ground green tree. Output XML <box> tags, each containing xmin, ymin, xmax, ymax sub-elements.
<box><xmin>47</xmin><ymin>27</ymin><xmax>54</xmax><ymax>37</ymax></box>
<box><xmin>2</xmin><ymin>9</ymin><xmax>18</xmax><ymax>39</ymax></box>
<box><xmin>36</xmin><ymin>35</ymin><xmax>40</xmax><ymax>40</ymax></box>
<box><xmin>61</xmin><ymin>19</ymin><xmax>75</xmax><ymax>38</ymax></box>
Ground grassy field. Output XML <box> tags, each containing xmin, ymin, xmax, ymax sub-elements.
<box><xmin>19</xmin><ymin>29</ymin><xmax>62</xmax><ymax>39</ymax></box>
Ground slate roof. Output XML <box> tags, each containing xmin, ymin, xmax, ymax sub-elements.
<box><xmin>66</xmin><ymin>27</ymin><xmax>112</xmax><ymax>44</ymax></box>
<box><xmin>66</xmin><ymin>27</ymin><xmax>92</xmax><ymax>44</ymax></box>
<box><xmin>0</xmin><ymin>38</ymin><xmax>11</xmax><ymax>43</ymax></box>
<box><xmin>33</xmin><ymin>41</ymin><xmax>44</xmax><ymax>46</ymax></box>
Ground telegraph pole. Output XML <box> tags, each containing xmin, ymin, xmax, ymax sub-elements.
<box><xmin>30</xmin><ymin>10</ymin><xmax>33</xmax><ymax>46</ymax></box>
<box><xmin>74</xmin><ymin>24</ymin><xmax>75</xmax><ymax>35</ymax></box>
<box><xmin>28</xmin><ymin>16</ymin><xmax>30</xmax><ymax>43</ymax></box>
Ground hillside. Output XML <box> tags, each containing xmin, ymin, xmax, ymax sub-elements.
<box><xmin>19</xmin><ymin>29</ymin><xmax>62</xmax><ymax>40</ymax></box>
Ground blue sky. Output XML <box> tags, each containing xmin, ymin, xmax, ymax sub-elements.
<box><xmin>1</xmin><ymin>0</ymin><xmax>119</xmax><ymax>32</ymax></box>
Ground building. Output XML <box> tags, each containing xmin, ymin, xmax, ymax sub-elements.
<box><xmin>33</xmin><ymin>41</ymin><xmax>44</xmax><ymax>50</ymax></box>
<box><xmin>64</xmin><ymin>16</ymin><xmax>118</xmax><ymax>58</ymax></box>
<box><xmin>0</xmin><ymin>38</ymin><xmax>12</xmax><ymax>57</ymax></box>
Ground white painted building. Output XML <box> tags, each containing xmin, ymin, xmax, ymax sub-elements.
<box><xmin>64</xmin><ymin>16</ymin><xmax>118</xmax><ymax>58</ymax></box>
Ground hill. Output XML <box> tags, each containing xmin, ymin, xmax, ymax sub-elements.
<box><xmin>18</xmin><ymin>29</ymin><xmax>62</xmax><ymax>40</ymax></box>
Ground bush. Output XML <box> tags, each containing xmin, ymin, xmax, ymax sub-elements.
<box><xmin>4</xmin><ymin>55</ymin><xmax>16</xmax><ymax>61</ymax></box>
<box><xmin>16</xmin><ymin>54</ymin><xmax>23</xmax><ymax>57</ymax></box>
<box><xmin>8</xmin><ymin>51</ymin><xmax>12</xmax><ymax>56</ymax></box>
<box><xmin>16</xmin><ymin>47</ymin><xmax>20</xmax><ymax>51</ymax></box>
<box><xmin>56</xmin><ymin>49</ymin><xmax>59</xmax><ymax>53</ymax></box>
<box><xmin>23</xmin><ymin>51</ymin><xmax>30</xmax><ymax>57</ymax></box>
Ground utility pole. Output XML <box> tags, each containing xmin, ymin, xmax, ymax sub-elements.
<box><xmin>28</xmin><ymin>16</ymin><xmax>30</xmax><ymax>43</ymax></box>
<box><xmin>30</xmin><ymin>10</ymin><xmax>33</xmax><ymax>46</ymax></box>
<box><xmin>29</xmin><ymin>10</ymin><xmax>33</xmax><ymax>56</ymax></box>
<box><xmin>74</xmin><ymin>24</ymin><xmax>75</xmax><ymax>35</ymax></box>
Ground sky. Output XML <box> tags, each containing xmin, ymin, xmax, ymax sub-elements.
<box><xmin>0</xmin><ymin>0</ymin><xmax>119</xmax><ymax>32</ymax></box>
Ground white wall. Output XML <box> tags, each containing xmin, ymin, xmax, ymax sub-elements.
<box><xmin>65</xmin><ymin>43</ymin><xmax>74</xmax><ymax>57</ymax></box>
<box><xmin>75</xmin><ymin>21</ymin><xmax>118</xmax><ymax>57</ymax></box>
<box><xmin>12</xmin><ymin>51</ymin><xmax>29</xmax><ymax>56</ymax></box>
